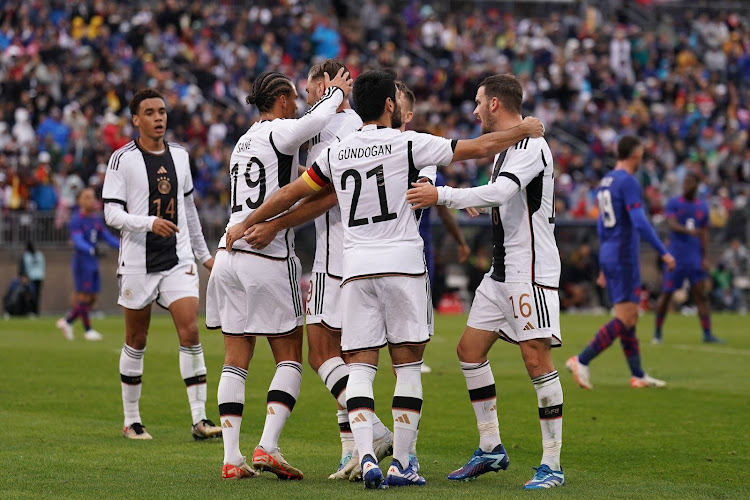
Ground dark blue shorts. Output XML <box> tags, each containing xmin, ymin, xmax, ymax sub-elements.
<box><xmin>601</xmin><ymin>261</ymin><xmax>641</xmax><ymax>304</ymax></box>
<box><xmin>73</xmin><ymin>260</ymin><xmax>100</xmax><ymax>294</ymax></box>
<box><xmin>662</xmin><ymin>265</ymin><xmax>707</xmax><ymax>292</ymax></box>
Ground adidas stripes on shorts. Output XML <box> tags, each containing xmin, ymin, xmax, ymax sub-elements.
<box><xmin>466</xmin><ymin>276</ymin><xmax>561</xmax><ymax>347</ymax></box>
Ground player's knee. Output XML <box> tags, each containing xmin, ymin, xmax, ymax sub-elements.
<box><xmin>177</xmin><ymin>324</ymin><xmax>200</xmax><ymax>345</ymax></box>
<box><xmin>456</xmin><ymin>339</ymin><xmax>480</xmax><ymax>363</ymax></box>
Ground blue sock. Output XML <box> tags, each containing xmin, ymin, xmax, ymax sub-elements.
<box><xmin>620</xmin><ymin>327</ymin><xmax>644</xmax><ymax>378</ymax></box>
<box><xmin>578</xmin><ymin>318</ymin><xmax>624</xmax><ymax>365</ymax></box>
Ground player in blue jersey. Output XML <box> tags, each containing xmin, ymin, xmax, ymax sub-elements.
<box><xmin>653</xmin><ymin>173</ymin><xmax>723</xmax><ymax>344</ymax></box>
<box><xmin>57</xmin><ymin>187</ymin><xmax>120</xmax><ymax>341</ymax></box>
<box><xmin>566</xmin><ymin>136</ymin><xmax>675</xmax><ymax>389</ymax></box>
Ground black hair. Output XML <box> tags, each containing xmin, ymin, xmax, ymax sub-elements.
<box><xmin>353</xmin><ymin>69</ymin><xmax>397</xmax><ymax>123</ymax></box>
<box><xmin>617</xmin><ymin>135</ymin><xmax>642</xmax><ymax>160</ymax></box>
<box><xmin>129</xmin><ymin>88</ymin><xmax>164</xmax><ymax>116</ymax></box>
<box><xmin>245</xmin><ymin>72</ymin><xmax>294</xmax><ymax>113</ymax></box>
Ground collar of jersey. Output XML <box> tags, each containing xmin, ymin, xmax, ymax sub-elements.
<box><xmin>361</xmin><ymin>124</ymin><xmax>389</xmax><ymax>131</ymax></box>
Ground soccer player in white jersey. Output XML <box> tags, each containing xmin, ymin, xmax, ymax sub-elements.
<box><xmin>237</xmin><ymin>60</ymin><xmax>394</xmax><ymax>480</ymax></box>
<box><xmin>101</xmin><ymin>89</ymin><xmax>221</xmax><ymax>441</ymax></box>
<box><xmin>207</xmin><ymin>68</ymin><xmax>353</xmax><ymax>481</ymax></box>
<box><xmin>227</xmin><ymin>69</ymin><xmax>543</xmax><ymax>489</ymax></box>
<box><xmin>407</xmin><ymin>74</ymin><xmax>565</xmax><ymax>489</ymax></box>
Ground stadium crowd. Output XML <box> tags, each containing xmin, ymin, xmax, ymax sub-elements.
<box><xmin>0</xmin><ymin>0</ymin><xmax>749</xmax><ymax>309</ymax></box>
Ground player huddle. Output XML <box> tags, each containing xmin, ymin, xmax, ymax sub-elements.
<box><xmin>79</xmin><ymin>57</ymin><xmax>708</xmax><ymax>491</ymax></box>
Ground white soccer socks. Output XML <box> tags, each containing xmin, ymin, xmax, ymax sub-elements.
<box><xmin>460</xmin><ymin>360</ymin><xmax>502</xmax><ymax>452</ymax></box>
<box><xmin>392</xmin><ymin>361</ymin><xmax>423</xmax><ymax>467</ymax></box>
<box><xmin>346</xmin><ymin>363</ymin><xmax>378</xmax><ymax>461</ymax></box>
<box><xmin>258</xmin><ymin>361</ymin><xmax>303</xmax><ymax>451</ymax></box>
<box><xmin>218</xmin><ymin>365</ymin><xmax>247</xmax><ymax>466</ymax></box>
<box><xmin>179</xmin><ymin>344</ymin><xmax>208</xmax><ymax>425</ymax></box>
<box><xmin>120</xmin><ymin>344</ymin><xmax>145</xmax><ymax>428</ymax></box>
<box><xmin>318</xmin><ymin>357</ymin><xmax>349</xmax><ymax>409</ymax></box>
<box><xmin>532</xmin><ymin>370</ymin><xmax>563</xmax><ymax>470</ymax></box>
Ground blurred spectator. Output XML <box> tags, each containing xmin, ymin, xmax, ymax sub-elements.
<box><xmin>3</xmin><ymin>272</ymin><xmax>35</xmax><ymax>318</ymax></box>
<box><xmin>19</xmin><ymin>241</ymin><xmax>45</xmax><ymax>315</ymax></box>
<box><xmin>560</xmin><ymin>242</ymin><xmax>605</xmax><ymax>311</ymax></box>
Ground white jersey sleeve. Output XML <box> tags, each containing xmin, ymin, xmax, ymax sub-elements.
<box><xmin>270</xmin><ymin>86</ymin><xmax>345</xmax><ymax>155</ymax></box>
<box><xmin>404</xmin><ymin>131</ymin><xmax>456</xmax><ymax>168</ymax></box>
<box><xmin>102</xmin><ymin>144</ymin><xmax>155</xmax><ymax>233</ymax></box>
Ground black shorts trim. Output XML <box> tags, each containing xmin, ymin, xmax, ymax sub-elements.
<box><xmin>216</xmin><ymin>247</ymin><xmax>288</xmax><ymax>261</ymax></box>
<box><xmin>213</xmin><ymin>325</ymin><xmax>301</xmax><ymax>337</ymax></box>
<box><xmin>342</xmin><ymin>341</ymin><xmax>388</xmax><ymax>354</ymax></box>
<box><xmin>342</xmin><ymin>271</ymin><xmax>426</xmax><ymax>286</ymax></box>
<box><xmin>320</xmin><ymin>319</ymin><xmax>342</xmax><ymax>332</ymax></box>
<box><xmin>386</xmin><ymin>338</ymin><xmax>430</xmax><ymax>348</ymax></box>
<box><xmin>533</xmin><ymin>282</ymin><xmax>559</xmax><ymax>291</ymax></box>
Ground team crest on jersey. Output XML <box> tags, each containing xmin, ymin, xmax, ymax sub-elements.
<box><xmin>157</xmin><ymin>176</ymin><xmax>171</xmax><ymax>194</ymax></box>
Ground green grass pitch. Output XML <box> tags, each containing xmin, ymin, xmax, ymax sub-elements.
<box><xmin>1</xmin><ymin>313</ymin><xmax>747</xmax><ymax>499</ymax></box>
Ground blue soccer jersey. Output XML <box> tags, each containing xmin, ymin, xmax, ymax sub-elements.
<box><xmin>596</xmin><ymin>169</ymin><xmax>667</xmax><ymax>303</ymax></box>
<box><xmin>419</xmin><ymin>171</ymin><xmax>445</xmax><ymax>283</ymax></box>
<box><xmin>69</xmin><ymin>211</ymin><xmax>120</xmax><ymax>293</ymax></box>
<box><xmin>665</xmin><ymin>196</ymin><xmax>707</xmax><ymax>269</ymax></box>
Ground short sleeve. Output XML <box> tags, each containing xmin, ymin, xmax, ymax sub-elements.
<box><xmin>621</xmin><ymin>175</ymin><xmax>643</xmax><ymax>212</ymax></box>
<box><xmin>500</xmin><ymin>141</ymin><xmax>546</xmax><ymax>190</ymax></box>
<box><xmin>408</xmin><ymin>132</ymin><xmax>455</xmax><ymax>167</ymax></box>
<box><xmin>664</xmin><ymin>198</ymin><xmax>677</xmax><ymax>218</ymax></box>
<box><xmin>102</xmin><ymin>155</ymin><xmax>127</xmax><ymax>206</ymax></box>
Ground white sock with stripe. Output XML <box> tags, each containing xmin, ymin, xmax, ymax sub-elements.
<box><xmin>258</xmin><ymin>361</ymin><xmax>303</xmax><ymax>451</ymax></box>
<box><xmin>317</xmin><ymin>356</ymin><xmax>349</xmax><ymax>408</ymax></box>
<box><xmin>460</xmin><ymin>360</ymin><xmax>501</xmax><ymax>452</ymax></box>
<box><xmin>120</xmin><ymin>344</ymin><xmax>144</xmax><ymax>428</ymax></box>
<box><xmin>218</xmin><ymin>365</ymin><xmax>247</xmax><ymax>466</ymax></box>
<box><xmin>179</xmin><ymin>344</ymin><xmax>207</xmax><ymax>425</ymax></box>
<box><xmin>532</xmin><ymin>371</ymin><xmax>563</xmax><ymax>470</ymax></box>
<box><xmin>392</xmin><ymin>361</ymin><xmax>423</xmax><ymax>467</ymax></box>
<box><xmin>346</xmin><ymin>363</ymin><xmax>377</xmax><ymax>461</ymax></box>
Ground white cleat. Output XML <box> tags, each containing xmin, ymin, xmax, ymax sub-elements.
<box><xmin>630</xmin><ymin>374</ymin><xmax>667</xmax><ymax>388</ymax></box>
<box><xmin>348</xmin><ymin>431</ymin><xmax>394</xmax><ymax>481</ymax></box>
<box><xmin>57</xmin><ymin>318</ymin><xmax>74</xmax><ymax>341</ymax></box>
<box><xmin>565</xmin><ymin>356</ymin><xmax>593</xmax><ymax>389</ymax></box>
<box><xmin>84</xmin><ymin>329</ymin><xmax>103</xmax><ymax>341</ymax></box>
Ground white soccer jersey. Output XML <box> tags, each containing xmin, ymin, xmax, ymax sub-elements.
<box><xmin>308</xmin><ymin>109</ymin><xmax>363</xmax><ymax>278</ymax></box>
<box><xmin>102</xmin><ymin>140</ymin><xmax>197</xmax><ymax>275</ymax></box>
<box><xmin>436</xmin><ymin>137</ymin><xmax>560</xmax><ymax>288</ymax></box>
<box><xmin>219</xmin><ymin>85</ymin><xmax>345</xmax><ymax>258</ymax></box>
<box><xmin>305</xmin><ymin>125</ymin><xmax>455</xmax><ymax>282</ymax></box>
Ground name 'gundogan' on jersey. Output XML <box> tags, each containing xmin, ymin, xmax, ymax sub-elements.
<box><xmin>437</xmin><ymin>137</ymin><xmax>560</xmax><ymax>288</ymax></box>
<box><xmin>302</xmin><ymin>124</ymin><xmax>456</xmax><ymax>283</ymax></box>
<box><xmin>102</xmin><ymin>140</ymin><xmax>198</xmax><ymax>274</ymax></box>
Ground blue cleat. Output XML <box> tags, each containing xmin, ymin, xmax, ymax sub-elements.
<box><xmin>523</xmin><ymin>464</ymin><xmax>565</xmax><ymax>489</ymax></box>
<box><xmin>361</xmin><ymin>454</ymin><xmax>388</xmax><ymax>490</ymax></box>
<box><xmin>447</xmin><ymin>444</ymin><xmax>509</xmax><ymax>481</ymax></box>
<box><xmin>703</xmin><ymin>335</ymin><xmax>725</xmax><ymax>344</ymax></box>
<box><xmin>384</xmin><ymin>459</ymin><xmax>426</xmax><ymax>487</ymax></box>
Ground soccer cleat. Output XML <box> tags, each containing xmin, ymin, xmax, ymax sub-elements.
<box><xmin>328</xmin><ymin>450</ymin><xmax>353</xmax><ymax>479</ymax></box>
<box><xmin>123</xmin><ymin>422</ymin><xmax>152</xmax><ymax>440</ymax></box>
<box><xmin>252</xmin><ymin>446</ymin><xmax>304</xmax><ymax>480</ymax></box>
<box><xmin>192</xmin><ymin>419</ymin><xmax>222</xmax><ymax>440</ymax></box>
<box><xmin>447</xmin><ymin>443</ymin><xmax>509</xmax><ymax>481</ymax></box>
<box><xmin>84</xmin><ymin>329</ymin><xmax>103</xmax><ymax>341</ymax></box>
<box><xmin>222</xmin><ymin>459</ymin><xmax>260</xmax><ymax>479</ymax></box>
<box><xmin>630</xmin><ymin>374</ymin><xmax>667</xmax><ymax>388</ymax></box>
<box><xmin>361</xmin><ymin>454</ymin><xmax>388</xmax><ymax>490</ymax></box>
<box><xmin>57</xmin><ymin>318</ymin><xmax>74</xmax><ymax>341</ymax></box>
<box><xmin>651</xmin><ymin>336</ymin><xmax>662</xmax><ymax>345</ymax></box>
<box><xmin>703</xmin><ymin>335</ymin><xmax>725</xmax><ymax>344</ymax></box>
<box><xmin>523</xmin><ymin>464</ymin><xmax>565</xmax><ymax>489</ymax></box>
<box><xmin>347</xmin><ymin>430</ymin><xmax>394</xmax><ymax>481</ymax></box>
<box><xmin>384</xmin><ymin>459</ymin><xmax>426</xmax><ymax>487</ymax></box>
<box><xmin>566</xmin><ymin>355</ymin><xmax>593</xmax><ymax>389</ymax></box>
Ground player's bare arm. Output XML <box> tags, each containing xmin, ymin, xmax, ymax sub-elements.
<box><xmin>435</xmin><ymin>205</ymin><xmax>471</xmax><ymax>263</ymax></box>
<box><xmin>225</xmin><ymin>176</ymin><xmax>319</xmax><ymax>250</ymax></box>
<box><xmin>452</xmin><ymin>116</ymin><xmax>543</xmax><ymax>162</ymax></box>
<box><xmin>244</xmin><ymin>184</ymin><xmax>337</xmax><ymax>249</ymax></box>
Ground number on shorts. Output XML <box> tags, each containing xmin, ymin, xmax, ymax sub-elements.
<box><xmin>509</xmin><ymin>293</ymin><xmax>532</xmax><ymax>319</ymax></box>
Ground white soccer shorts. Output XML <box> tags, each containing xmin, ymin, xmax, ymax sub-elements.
<box><xmin>205</xmin><ymin>250</ymin><xmax>304</xmax><ymax>336</ymax></box>
<box><xmin>305</xmin><ymin>271</ymin><xmax>342</xmax><ymax>331</ymax></box>
<box><xmin>340</xmin><ymin>275</ymin><xmax>431</xmax><ymax>354</ymax></box>
<box><xmin>117</xmin><ymin>262</ymin><xmax>200</xmax><ymax>310</ymax></box>
<box><xmin>467</xmin><ymin>277</ymin><xmax>561</xmax><ymax>346</ymax></box>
